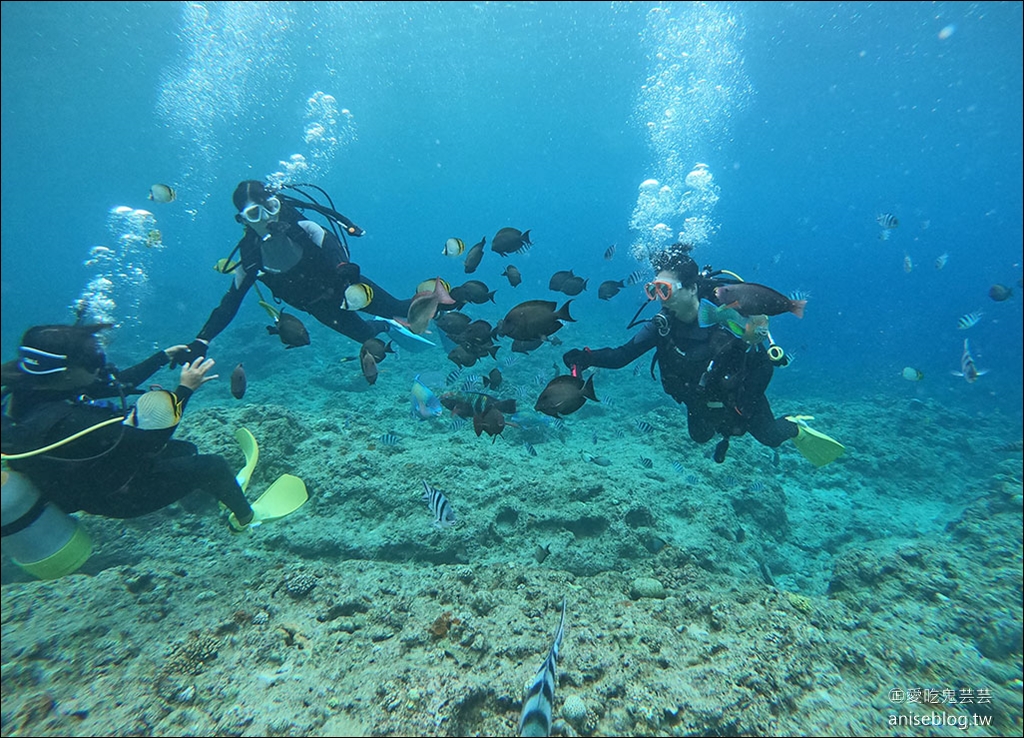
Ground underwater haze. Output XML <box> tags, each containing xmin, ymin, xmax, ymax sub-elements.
<box><xmin>2</xmin><ymin>2</ymin><xmax>1022</xmax><ymax>737</ymax></box>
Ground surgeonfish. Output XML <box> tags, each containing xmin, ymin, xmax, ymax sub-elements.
<box><xmin>359</xmin><ymin>347</ymin><xmax>379</xmax><ymax>385</ymax></box>
<box><xmin>266</xmin><ymin>310</ymin><xmax>311</xmax><ymax>349</ymax></box>
<box><xmin>463</xmin><ymin>237</ymin><xmax>486</xmax><ymax>273</ymax></box>
<box><xmin>597</xmin><ymin>280</ymin><xmax>625</xmax><ymax>300</ymax></box>
<box><xmin>956</xmin><ymin>311</ymin><xmax>983</xmax><ymax>330</ymax></box>
<box><xmin>988</xmin><ymin>284</ymin><xmax>1013</xmax><ymax>302</ymax></box>
<box><xmin>518</xmin><ymin>597</ymin><xmax>567</xmax><ymax>738</ymax></box>
<box><xmin>148</xmin><ymin>183</ymin><xmax>176</xmax><ymax>203</ymax></box>
<box><xmin>231</xmin><ymin>363</ymin><xmax>247</xmax><ymax>399</ymax></box>
<box><xmin>953</xmin><ymin>339</ymin><xmax>988</xmax><ymax>384</ymax></box>
<box><xmin>422</xmin><ymin>480</ymin><xmax>456</xmax><ymax>528</ymax></box>
<box><xmin>502</xmin><ymin>264</ymin><xmax>523</xmax><ymax>287</ymax></box>
<box><xmin>534</xmin><ymin>374</ymin><xmax>597</xmax><ymax>419</ymax></box>
<box><xmin>498</xmin><ymin>300</ymin><xmax>575</xmax><ymax>342</ymax></box>
<box><xmin>491</xmin><ymin>227</ymin><xmax>532</xmax><ymax>256</ymax></box>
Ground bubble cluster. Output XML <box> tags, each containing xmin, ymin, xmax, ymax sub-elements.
<box><xmin>75</xmin><ymin>207</ymin><xmax>163</xmax><ymax>345</ymax></box>
<box><xmin>156</xmin><ymin>2</ymin><xmax>296</xmax><ymax>200</ymax></box>
<box><xmin>629</xmin><ymin>5</ymin><xmax>752</xmax><ymax>265</ymax></box>
<box><xmin>268</xmin><ymin>91</ymin><xmax>356</xmax><ymax>188</ymax></box>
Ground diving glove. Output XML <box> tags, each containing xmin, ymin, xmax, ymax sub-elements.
<box><xmin>786</xmin><ymin>415</ymin><xmax>845</xmax><ymax>467</ymax></box>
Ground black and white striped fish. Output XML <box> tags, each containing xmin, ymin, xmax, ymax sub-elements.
<box><xmin>625</xmin><ymin>269</ymin><xmax>646</xmax><ymax>286</ymax></box>
<box><xmin>518</xmin><ymin>598</ymin><xmax>567</xmax><ymax>738</ymax></box>
<box><xmin>876</xmin><ymin>212</ymin><xmax>899</xmax><ymax>229</ymax></box>
<box><xmin>421</xmin><ymin>481</ymin><xmax>456</xmax><ymax>528</ymax></box>
<box><xmin>379</xmin><ymin>432</ymin><xmax>400</xmax><ymax>446</ymax></box>
<box><xmin>957</xmin><ymin>311</ymin><xmax>983</xmax><ymax>330</ymax></box>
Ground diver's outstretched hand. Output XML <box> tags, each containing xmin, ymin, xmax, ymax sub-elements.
<box><xmin>167</xmin><ymin>339</ymin><xmax>209</xmax><ymax>368</ymax></box>
<box><xmin>179</xmin><ymin>356</ymin><xmax>219</xmax><ymax>391</ymax></box>
<box><xmin>562</xmin><ymin>348</ymin><xmax>591</xmax><ymax>371</ymax></box>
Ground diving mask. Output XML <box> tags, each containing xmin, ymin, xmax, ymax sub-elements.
<box><xmin>240</xmin><ymin>196</ymin><xmax>281</xmax><ymax>224</ymax></box>
<box><xmin>644</xmin><ymin>279</ymin><xmax>682</xmax><ymax>301</ymax></box>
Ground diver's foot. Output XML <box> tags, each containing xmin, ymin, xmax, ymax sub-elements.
<box><xmin>713</xmin><ymin>437</ymin><xmax>730</xmax><ymax>464</ymax></box>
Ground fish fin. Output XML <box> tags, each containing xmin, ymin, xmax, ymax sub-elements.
<box><xmin>556</xmin><ymin>300</ymin><xmax>575</xmax><ymax>323</ymax></box>
<box><xmin>582</xmin><ymin>375</ymin><xmax>598</xmax><ymax>402</ymax></box>
<box><xmin>697</xmin><ymin>299</ymin><xmax>720</xmax><ymax>328</ymax></box>
<box><xmin>790</xmin><ymin>300</ymin><xmax>806</xmax><ymax>319</ymax></box>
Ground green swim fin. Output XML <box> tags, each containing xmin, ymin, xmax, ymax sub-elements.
<box><xmin>229</xmin><ymin>474</ymin><xmax>308</xmax><ymax>530</ymax></box>
<box><xmin>234</xmin><ymin>427</ymin><xmax>259</xmax><ymax>492</ymax></box>
<box><xmin>787</xmin><ymin>415</ymin><xmax>845</xmax><ymax>467</ymax></box>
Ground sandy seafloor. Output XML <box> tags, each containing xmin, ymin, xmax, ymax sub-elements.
<box><xmin>2</xmin><ymin>315</ymin><xmax>1022</xmax><ymax>738</ymax></box>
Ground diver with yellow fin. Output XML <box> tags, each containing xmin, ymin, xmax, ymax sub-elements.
<box><xmin>561</xmin><ymin>243</ymin><xmax>843</xmax><ymax>466</ymax></box>
<box><xmin>1</xmin><ymin>324</ymin><xmax>307</xmax><ymax>579</ymax></box>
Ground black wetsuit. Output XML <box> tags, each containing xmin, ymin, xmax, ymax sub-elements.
<box><xmin>1</xmin><ymin>352</ymin><xmax>251</xmax><ymax>520</ymax></box>
<box><xmin>198</xmin><ymin>209</ymin><xmax>411</xmax><ymax>346</ymax></box>
<box><xmin>582</xmin><ymin>311</ymin><xmax>797</xmax><ymax>455</ymax></box>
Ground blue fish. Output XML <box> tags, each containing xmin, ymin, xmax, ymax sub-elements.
<box><xmin>411</xmin><ymin>375</ymin><xmax>443</xmax><ymax>419</ymax></box>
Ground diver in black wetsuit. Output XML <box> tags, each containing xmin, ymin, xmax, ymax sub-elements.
<box><xmin>1</xmin><ymin>323</ymin><xmax>254</xmax><ymax>523</ymax></box>
<box><xmin>562</xmin><ymin>244</ymin><xmax>843</xmax><ymax>466</ymax></box>
<box><xmin>177</xmin><ymin>180</ymin><xmax>413</xmax><ymax>362</ymax></box>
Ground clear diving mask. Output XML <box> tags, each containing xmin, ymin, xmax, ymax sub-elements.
<box><xmin>240</xmin><ymin>196</ymin><xmax>281</xmax><ymax>224</ymax></box>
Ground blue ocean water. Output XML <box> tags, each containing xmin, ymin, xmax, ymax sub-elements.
<box><xmin>2</xmin><ymin>5</ymin><xmax>1023</xmax><ymax>735</ymax></box>
<box><xmin>3</xmin><ymin>2</ymin><xmax>1021</xmax><ymax>416</ymax></box>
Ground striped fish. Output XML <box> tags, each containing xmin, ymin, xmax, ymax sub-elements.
<box><xmin>639</xmin><ymin>456</ymin><xmax>653</xmax><ymax>469</ymax></box>
<box><xmin>379</xmin><ymin>432</ymin><xmax>400</xmax><ymax>446</ymax></box>
<box><xmin>876</xmin><ymin>212</ymin><xmax>899</xmax><ymax>229</ymax></box>
<box><xmin>957</xmin><ymin>311</ymin><xmax>982</xmax><ymax>330</ymax></box>
<box><xmin>625</xmin><ymin>269</ymin><xmax>646</xmax><ymax>286</ymax></box>
<box><xmin>524</xmin><ymin>441</ymin><xmax>538</xmax><ymax>457</ymax></box>
<box><xmin>635</xmin><ymin>419</ymin><xmax>654</xmax><ymax>434</ymax></box>
<box><xmin>421</xmin><ymin>481</ymin><xmax>456</xmax><ymax>528</ymax></box>
<box><xmin>518</xmin><ymin>598</ymin><xmax>567</xmax><ymax>738</ymax></box>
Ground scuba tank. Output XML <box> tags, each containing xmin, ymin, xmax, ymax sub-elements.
<box><xmin>1</xmin><ymin>470</ymin><xmax>92</xmax><ymax>580</ymax></box>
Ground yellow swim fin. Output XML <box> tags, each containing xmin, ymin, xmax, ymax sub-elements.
<box><xmin>786</xmin><ymin>415</ymin><xmax>845</xmax><ymax>467</ymax></box>
<box><xmin>229</xmin><ymin>474</ymin><xmax>308</xmax><ymax>530</ymax></box>
<box><xmin>234</xmin><ymin>427</ymin><xmax>259</xmax><ymax>492</ymax></box>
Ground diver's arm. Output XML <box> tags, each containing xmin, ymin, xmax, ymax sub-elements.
<box><xmin>112</xmin><ymin>351</ymin><xmax>172</xmax><ymax>391</ymax></box>
<box><xmin>567</xmin><ymin>321</ymin><xmax>659</xmax><ymax>370</ymax></box>
<box><xmin>196</xmin><ymin>269</ymin><xmax>258</xmax><ymax>344</ymax></box>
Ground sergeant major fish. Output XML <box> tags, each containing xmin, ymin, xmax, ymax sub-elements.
<box><xmin>421</xmin><ymin>480</ymin><xmax>456</xmax><ymax>528</ymax></box>
<box><xmin>953</xmin><ymin>339</ymin><xmax>988</xmax><ymax>384</ymax></box>
<box><xmin>518</xmin><ymin>597</ymin><xmax>567</xmax><ymax>738</ymax></box>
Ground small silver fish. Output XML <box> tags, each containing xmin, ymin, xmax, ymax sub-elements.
<box><xmin>935</xmin><ymin>253</ymin><xmax>948</xmax><ymax>270</ymax></box>
<box><xmin>518</xmin><ymin>598</ymin><xmax>567</xmax><ymax>738</ymax></box>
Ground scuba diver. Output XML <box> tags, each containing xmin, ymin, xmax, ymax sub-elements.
<box><xmin>1</xmin><ymin>323</ymin><xmax>306</xmax><ymax>579</ymax></box>
<box><xmin>561</xmin><ymin>243</ymin><xmax>844</xmax><ymax>466</ymax></box>
<box><xmin>177</xmin><ymin>180</ymin><xmax>424</xmax><ymax>364</ymax></box>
